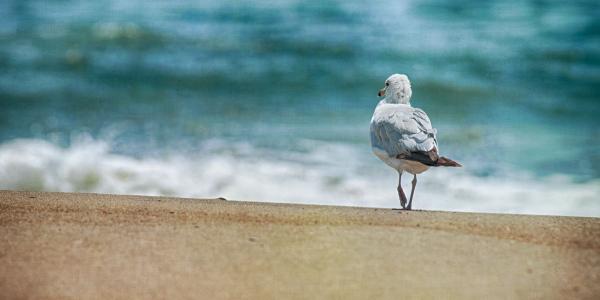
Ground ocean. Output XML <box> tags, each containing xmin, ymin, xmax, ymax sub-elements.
<box><xmin>1</xmin><ymin>0</ymin><xmax>599</xmax><ymax>216</ymax></box>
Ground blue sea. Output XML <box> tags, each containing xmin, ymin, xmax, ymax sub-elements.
<box><xmin>1</xmin><ymin>0</ymin><xmax>599</xmax><ymax>216</ymax></box>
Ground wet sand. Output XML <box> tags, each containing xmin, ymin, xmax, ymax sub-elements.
<box><xmin>1</xmin><ymin>190</ymin><xmax>599</xmax><ymax>299</ymax></box>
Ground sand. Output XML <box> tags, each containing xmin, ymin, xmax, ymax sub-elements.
<box><xmin>1</xmin><ymin>190</ymin><xmax>599</xmax><ymax>299</ymax></box>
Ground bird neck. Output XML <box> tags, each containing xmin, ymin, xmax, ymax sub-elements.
<box><xmin>384</xmin><ymin>96</ymin><xmax>411</xmax><ymax>105</ymax></box>
<box><xmin>384</xmin><ymin>85</ymin><xmax>412</xmax><ymax>104</ymax></box>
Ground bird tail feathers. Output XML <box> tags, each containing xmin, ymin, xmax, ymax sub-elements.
<box><xmin>435</xmin><ymin>156</ymin><xmax>462</xmax><ymax>167</ymax></box>
<box><xmin>396</xmin><ymin>148</ymin><xmax>462</xmax><ymax>167</ymax></box>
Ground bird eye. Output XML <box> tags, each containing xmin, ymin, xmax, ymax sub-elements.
<box><xmin>385</xmin><ymin>82</ymin><xmax>389</xmax><ymax>86</ymax></box>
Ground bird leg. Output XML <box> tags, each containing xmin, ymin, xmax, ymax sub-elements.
<box><xmin>397</xmin><ymin>172</ymin><xmax>407</xmax><ymax>209</ymax></box>
<box><xmin>406</xmin><ymin>174</ymin><xmax>417</xmax><ymax>210</ymax></box>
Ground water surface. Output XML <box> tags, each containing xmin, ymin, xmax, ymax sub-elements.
<box><xmin>1</xmin><ymin>0</ymin><xmax>599</xmax><ymax>216</ymax></box>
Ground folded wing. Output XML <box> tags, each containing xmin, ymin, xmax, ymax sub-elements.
<box><xmin>370</xmin><ymin>106</ymin><xmax>438</xmax><ymax>158</ymax></box>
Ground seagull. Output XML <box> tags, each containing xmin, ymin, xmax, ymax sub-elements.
<box><xmin>370</xmin><ymin>74</ymin><xmax>461</xmax><ymax>210</ymax></box>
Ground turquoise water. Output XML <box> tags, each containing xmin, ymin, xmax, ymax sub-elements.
<box><xmin>1</xmin><ymin>1</ymin><xmax>599</xmax><ymax>215</ymax></box>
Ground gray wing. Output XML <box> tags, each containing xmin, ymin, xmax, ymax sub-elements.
<box><xmin>370</xmin><ymin>106</ymin><xmax>438</xmax><ymax>157</ymax></box>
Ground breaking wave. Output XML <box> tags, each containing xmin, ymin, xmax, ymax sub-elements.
<box><xmin>0</xmin><ymin>137</ymin><xmax>598</xmax><ymax>217</ymax></box>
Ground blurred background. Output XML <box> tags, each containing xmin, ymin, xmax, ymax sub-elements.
<box><xmin>0</xmin><ymin>0</ymin><xmax>598</xmax><ymax>216</ymax></box>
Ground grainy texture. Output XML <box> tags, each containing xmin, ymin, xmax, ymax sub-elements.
<box><xmin>0</xmin><ymin>190</ymin><xmax>599</xmax><ymax>299</ymax></box>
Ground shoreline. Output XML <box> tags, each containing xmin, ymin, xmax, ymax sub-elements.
<box><xmin>1</xmin><ymin>190</ymin><xmax>599</xmax><ymax>299</ymax></box>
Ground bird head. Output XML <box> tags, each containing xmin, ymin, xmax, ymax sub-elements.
<box><xmin>378</xmin><ymin>74</ymin><xmax>412</xmax><ymax>104</ymax></box>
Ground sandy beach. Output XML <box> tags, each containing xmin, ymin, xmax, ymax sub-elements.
<box><xmin>1</xmin><ymin>190</ymin><xmax>599</xmax><ymax>299</ymax></box>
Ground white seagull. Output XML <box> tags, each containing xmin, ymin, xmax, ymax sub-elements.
<box><xmin>370</xmin><ymin>74</ymin><xmax>461</xmax><ymax>210</ymax></box>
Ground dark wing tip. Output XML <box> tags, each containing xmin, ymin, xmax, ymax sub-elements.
<box><xmin>397</xmin><ymin>152</ymin><xmax>462</xmax><ymax>168</ymax></box>
<box><xmin>437</xmin><ymin>157</ymin><xmax>462</xmax><ymax>167</ymax></box>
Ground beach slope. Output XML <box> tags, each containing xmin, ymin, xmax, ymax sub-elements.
<box><xmin>1</xmin><ymin>190</ymin><xmax>599</xmax><ymax>299</ymax></box>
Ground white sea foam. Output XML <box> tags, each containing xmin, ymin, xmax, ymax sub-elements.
<box><xmin>0</xmin><ymin>138</ymin><xmax>598</xmax><ymax>217</ymax></box>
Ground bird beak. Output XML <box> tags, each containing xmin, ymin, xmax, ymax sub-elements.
<box><xmin>378</xmin><ymin>87</ymin><xmax>386</xmax><ymax>97</ymax></box>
